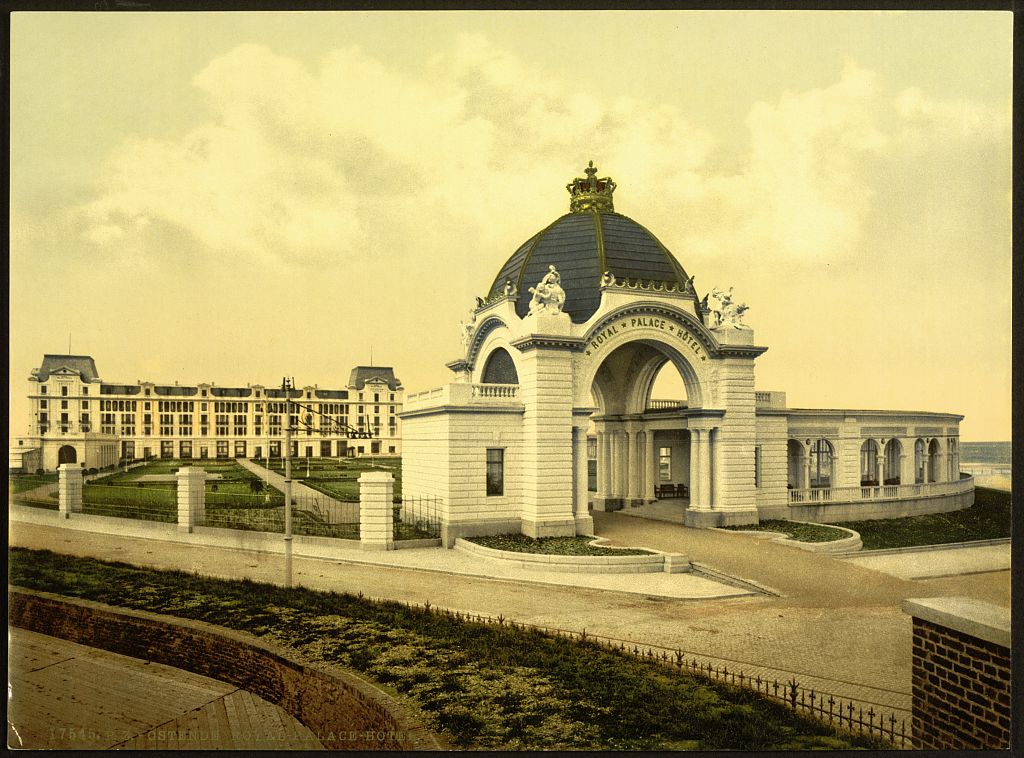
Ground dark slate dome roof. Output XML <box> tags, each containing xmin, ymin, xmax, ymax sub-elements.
<box><xmin>487</xmin><ymin>162</ymin><xmax>693</xmax><ymax>323</ymax></box>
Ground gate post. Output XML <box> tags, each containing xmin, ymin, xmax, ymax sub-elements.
<box><xmin>58</xmin><ymin>463</ymin><xmax>83</xmax><ymax>519</ymax></box>
<box><xmin>176</xmin><ymin>466</ymin><xmax>207</xmax><ymax>533</ymax></box>
<box><xmin>359</xmin><ymin>471</ymin><xmax>394</xmax><ymax>550</ymax></box>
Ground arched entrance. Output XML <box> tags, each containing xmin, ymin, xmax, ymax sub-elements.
<box><xmin>57</xmin><ymin>445</ymin><xmax>77</xmax><ymax>465</ymax></box>
<box><xmin>587</xmin><ymin>337</ymin><xmax>707</xmax><ymax>514</ymax></box>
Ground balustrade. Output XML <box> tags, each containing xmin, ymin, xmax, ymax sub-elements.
<box><xmin>789</xmin><ymin>476</ymin><xmax>973</xmax><ymax>505</ymax></box>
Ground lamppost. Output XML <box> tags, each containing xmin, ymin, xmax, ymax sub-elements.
<box><xmin>282</xmin><ymin>377</ymin><xmax>294</xmax><ymax>588</ymax></box>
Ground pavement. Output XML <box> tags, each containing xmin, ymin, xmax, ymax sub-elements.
<box><xmin>7</xmin><ymin>627</ymin><xmax>322</xmax><ymax>750</ymax></box>
<box><xmin>840</xmin><ymin>540</ymin><xmax>1011</xmax><ymax>580</ymax></box>
<box><xmin>7</xmin><ymin>508</ymin><xmax>1011</xmax><ymax>724</ymax></box>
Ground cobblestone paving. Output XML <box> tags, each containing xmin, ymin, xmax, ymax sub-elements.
<box><xmin>9</xmin><ymin>514</ymin><xmax>1010</xmax><ymax>720</ymax></box>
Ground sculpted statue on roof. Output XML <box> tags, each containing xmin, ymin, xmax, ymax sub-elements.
<box><xmin>527</xmin><ymin>265</ymin><xmax>566</xmax><ymax>316</ymax></box>
<box><xmin>704</xmin><ymin>286</ymin><xmax>750</xmax><ymax>329</ymax></box>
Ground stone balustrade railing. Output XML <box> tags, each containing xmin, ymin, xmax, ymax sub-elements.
<box><xmin>789</xmin><ymin>475</ymin><xmax>973</xmax><ymax>505</ymax></box>
<box><xmin>404</xmin><ymin>383</ymin><xmax>521</xmax><ymax>410</ymax></box>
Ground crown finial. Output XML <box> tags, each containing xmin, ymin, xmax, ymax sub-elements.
<box><xmin>566</xmin><ymin>161</ymin><xmax>616</xmax><ymax>213</ymax></box>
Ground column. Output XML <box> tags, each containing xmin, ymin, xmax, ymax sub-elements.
<box><xmin>58</xmin><ymin>463</ymin><xmax>83</xmax><ymax>519</ymax></box>
<box><xmin>645</xmin><ymin>430</ymin><xmax>656</xmax><ymax>501</ymax></box>
<box><xmin>359</xmin><ymin>471</ymin><xmax>394</xmax><ymax>551</ymax></box>
<box><xmin>594</xmin><ymin>430</ymin><xmax>609</xmax><ymax>509</ymax></box>
<box><xmin>689</xmin><ymin>429</ymin><xmax>709</xmax><ymax>510</ymax></box>
<box><xmin>626</xmin><ymin>429</ymin><xmax>641</xmax><ymax>504</ymax></box>
<box><xmin>924</xmin><ymin>447</ymin><xmax>932</xmax><ymax>483</ymax></box>
<box><xmin>708</xmin><ymin>427</ymin><xmax>717</xmax><ymax>508</ymax></box>
<box><xmin>803</xmin><ymin>451</ymin><xmax>812</xmax><ymax>490</ymax></box>
<box><xmin>176</xmin><ymin>466</ymin><xmax>207</xmax><ymax>533</ymax></box>
<box><xmin>621</xmin><ymin>431</ymin><xmax>631</xmax><ymax>504</ymax></box>
<box><xmin>573</xmin><ymin>424</ymin><xmax>594</xmax><ymax>535</ymax></box>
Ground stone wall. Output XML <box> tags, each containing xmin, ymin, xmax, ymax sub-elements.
<box><xmin>9</xmin><ymin>589</ymin><xmax>444</xmax><ymax>751</ymax></box>
<box><xmin>903</xmin><ymin>597</ymin><xmax>1011</xmax><ymax>750</ymax></box>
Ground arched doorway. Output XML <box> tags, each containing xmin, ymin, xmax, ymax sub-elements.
<box><xmin>787</xmin><ymin>439</ymin><xmax>806</xmax><ymax>489</ymax></box>
<box><xmin>928</xmin><ymin>438</ymin><xmax>942</xmax><ymax>482</ymax></box>
<box><xmin>860</xmin><ymin>440</ymin><xmax>880</xmax><ymax>486</ymax></box>
<box><xmin>57</xmin><ymin>445</ymin><xmax>77</xmax><ymax>465</ymax></box>
<box><xmin>588</xmin><ymin>338</ymin><xmax>704</xmax><ymax>512</ymax></box>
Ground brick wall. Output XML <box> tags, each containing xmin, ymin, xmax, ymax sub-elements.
<box><xmin>9</xmin><ymin>589</ymin><xmax>444</xmax><ymax>750</ymax></box>
<box><xmin>905</xmin><ymin>598</ymin><xmax>1011</xmax><ymax>750</ymax></box>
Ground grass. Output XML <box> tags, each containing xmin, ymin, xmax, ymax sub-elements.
<box><xmin>8</xmin><ymin>473</ymin><xmax>59</xmax><ymax>494</ymax></box>
<box><xmin>251</xmin><ymin>456</ymin><xmax>402</xmax><ymax>498</ymax></box>
<box><xmin>841</xmin><ymin>486</ymin><xmax>1012</xmax><ymax>550</ymax></box>
<box><xmin>720</xmin><ymin>520</ymin><xmax>849</xmax><ymax>543</ymax></box>
<box><xmin>468</xmin><ymin>534</ymin><xmax>655</xmax><ymax>556</ymax></box>
<box><xmin>8</xmin><ymin>548</ymin><xmax>883</xmax><ymax>751</ymax></box>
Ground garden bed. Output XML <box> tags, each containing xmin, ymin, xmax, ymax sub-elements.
<box><xmin>8</xmin><ymin>548</ymin><xmax>883</xmax><ymax>751</ymax></box>
<box><xmin>719</xmin><ymin>520</ymin><xmax>849</xmax><ymax>543</ymax></box>
<box><xmin>467</xmin><ymin>534</ymin><xmax>653</xmax><ymax>556</ymax></box>
<box><xmin>841</xmin><ymin>486</ymin><xmax>1011</xmax><ymax>550</ymax></box>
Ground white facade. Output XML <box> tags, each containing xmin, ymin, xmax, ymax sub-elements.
<box><xmin>19</xmin><ymin>356</ymin><xmax>404</xmax><ymax>471</ymax></box>
<box><xmin>401</xmin><ymin>164</ymin><xmax>972</xmax><ymax>545</ymax></box>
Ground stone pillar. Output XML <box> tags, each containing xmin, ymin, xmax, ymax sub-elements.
<box><xmin>708</xmin><ymin>427</ymin><xmax>718</xmax><ymax>507</ymax></box>
<box><xmin>804</xmin><ymin>453</ymin><xmax>812</xmax><ymax>490</ymax></box>
<box><xmin>176</xmin><ymin>466</ymin><xmax>206</xmax><ymax>533</ymax></box>
<box><xmin>626</xmin><ymin>429</ymin><xmax>640</xmax><ymax>504</ymax></box>
<box><xmin>924</xmin><ymin>447</ymin><xmax>932</xmax><ymax>483</ymax></box>
<box><xmin>689</xmin><ymin>429</ymin><xmax>708</xmax><ymax>510</ymax></box>
<box><xmin>645</xmin><ymin>430</ymin><xmax>657</xmax><ymax>501</ymax></box>
<box><xmin>58</xmin><ymin>463</ymin><xmax>83</xmax><ymax>519</ymax></box>
<box><xmin>901</xmin><ymin>447</ymin><xmax>914</xmax><ymax>487</ymax></box>
<box><xmin>611</xmin><ymin>430</ymin><xmax>622</xmax><ymax>501</ymax></box>
<box><xmin>573</xmin><ymin>423</ymin><xmax>594</xmax><ymax>535</ymax></box>
<box><xmin>359</xmin><ymin>471</ymin><xmax>394</xmax><ymax>551</ymax></box>
<box><xmin>593</xmin><ymin>429</ymin><xmax>610</xmax><ymax>512</ymax></box>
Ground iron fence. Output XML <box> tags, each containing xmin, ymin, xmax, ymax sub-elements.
<box><xmin>201</xmin><ymin>490</ymin><xmax>359</xmax><ymax>540</ymax></box>
<box><xmin>399</xmin><ymin>603</ymin><xmax>911</xmax><ymax>749</ymax></box>
<box><xmin>394</xmin><ymin>495</ymin><xmax>442</xmax><ymax>539</ymax></box>
<box><xmin>81</xmin><ymin>483</ymin><xmax>177</xmax><ymax>523</ymax></box>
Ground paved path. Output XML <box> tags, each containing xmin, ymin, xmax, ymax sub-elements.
<box><xmin>7</xmin><ymin>627</ymin><xmax>322</xmax><ymax>750</ymax></box>
<box><xmin>8</xmin><ymin>513</ymin><xmax>1010</xmax><ymax>719</ymax></box>
<box><xmin>235</xmin><ymin>457</ymin><xmax>356</xmax><ymax>523</ymax></box>
<box><xmin>841</xmin><ymin>541</ymin><xmax>1011</xmax><ymax>580</ymax></box>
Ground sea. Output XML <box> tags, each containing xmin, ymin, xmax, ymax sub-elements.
<box><xmin>959</xmin><ymin>441</ymin><xmax>1012</xmax><ymax>492</ymax></box>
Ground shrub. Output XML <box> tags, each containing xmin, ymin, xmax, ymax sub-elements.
<box><xmin>35</xmin><ymin>468</ymin><xmax>45</xmax><ymax>476</ymax></box>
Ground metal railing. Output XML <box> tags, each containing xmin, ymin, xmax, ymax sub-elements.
<box><xmin>789</xmin><ymin>476</ymin><xmax>973</xmax><ymax>505</ymax></box>
<box><xmin>403</xmin><ymin>604</ymin><xmax>910</xmax><ymax>749</ymax></box>
<box><xmin>395</xmin><ymin>495</ymin><xmax>441</xmax><ymax>539</ymax></box>
<box><xmin>81</xmin><ymin>483</ymin><xmax>177</xmax><ymax>523</ymax></box>
<box><xmin>201</xmin><ymin>491</ymin><xmax>359</xmax><ymax>540</ymax></box>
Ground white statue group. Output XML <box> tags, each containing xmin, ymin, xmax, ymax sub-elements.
<box><xmin>527</xmin><ymin>265</ymin><xmax>566</xmax><ymax>316</ymax></box>
<box><xmin>702</xmin><ymin>286</ymin><xmax>750</xmax><ymax>329</ymax></box>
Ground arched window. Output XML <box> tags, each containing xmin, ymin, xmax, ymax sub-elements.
<box><xmin>914</xmin><ymin>439</ymin><xmax>926</xmax><ymax>484</ymax></box>
<box><xmin>883</xmin><ymin>439</ymin><xmax>902</xmax><ymax>485</ymax></box>
<box><xmin>809</xmin><ymin>439</ymin><xmax>834</xmax><ymax>488</ymax></box>
<box><xmin>860</xmin><ymin>440</ymin><xmax>880</xmax><ymax>486</ymax></box>
<box><xmin>928</xmin><ymin>438</ymin><xmax>942</xmax><ymax>483</ymax></box>
<box><xmin>481</xmin><ymin>348</ymin><xmax>519</xmax><ymax>384</ymax></box>
<box><xmin>787</xmin><ymin>439</ymin><xmax>805</xmax><ymax>489</ymax></box>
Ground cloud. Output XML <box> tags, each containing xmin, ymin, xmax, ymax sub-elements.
<box><xmin>74</xmin><ymin>38</ymin><xmax>1007</xmax><ymax>278</ymax></box>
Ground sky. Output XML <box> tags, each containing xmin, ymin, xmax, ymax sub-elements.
<box><xmin>9</xmin><ymin>10</ymin><xmax>1012</xmax><ymax>442</ymax></box>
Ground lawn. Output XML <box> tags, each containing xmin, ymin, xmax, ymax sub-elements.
<box><xmin>841</xmin><ymin>487</ymin><xmax>1012</xmax><ymax>550</ymax></box>
<box><xmin>251</xmin><ymin>456</ymin><xmax>402</xmax><ymax>499</ymax></box>
<box><xmin>720</xmin><ymin>520</ymin><xmax>849</xmax><ymax>543</ymax></box>
<box><xmin>469</xmin><ymin>534</ymin><xmax>654</xmax><ymax>556</ymax></box>
<box><xmin>9</xmin><ymin>548</ymin><xmax>884</xmax><ymax>751</ymax></box>
<box><xmin>8</xmin><ymin>473</ymin><xmax>58</xmax><ymax>494</ymax></box>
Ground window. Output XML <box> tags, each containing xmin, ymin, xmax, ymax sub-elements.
<box><xmin>161</xmin><ymin>441</ymin><xmax>174</xmax><ymax>459</ymax></box>
<box><xmin>121</xmin><ymin>413</ymin><xmax>135</xmax><ymax>436</ymax></box>
<box><xmin>754</xmin><ymin>445</ymin><xmax>762</xmax><ymax>488</ymax></box>
<box><xmin>234</xmin><ymin>441</ymin><xmax>247</xmax><ymax>458</ymax></box>
<box><xmin>486</xmin><ymin>448</ymin><xmax>504</xmax><ymax>496</ymax></box>
<box><xmin>270</xmin><ymin>441</ymin><xmax>281</xmax><ymax>458</ymax></box>
<box><xmin>61</xmin><ymin>400</ymin><xmax>68</xmax><ymax>410</ymax></box>
<box><xmin>233</xmin><ymin>414</ymin><xmax>247</xmax><ymax>436</ymax></box>
<box><xmin>215</xmin><ymin>414</ymin><xmax>229</xmax><ymax>436</ymax></box>
<box><xmin>40</xmin><ymin>399</ymin><xmax>47</xmax><ymax>409</ymax></box>
<box><xmin>40</xmin><ymin>385</ymin><xmax>47</xmax><ymax>395</ymax></box>
<box><xmin>82</xmin><ymin>387</ymin><xmax>88</xmax><ymax>395</ymax></box>
<box><xmin>269</xmin><ymin>415</ymin><xmax>281</xmax><ymax>435</ymax></box>
<box><xmin>145</xmin><ymin>388</ymin><xmax>151</xmax><ymax>396</ymax></box>
<box><xmin>61</xmin><ymin>385</ymin><xmax>68</xmax><ymax>396</ymax></box>
<box><xmin>216</xmin><ymin>441</ymin><xmax>229</xmax><ymax>458</ymax></box>
<box><xmin>179</xmin><ymin>414</ymin><xmax>192</xmax><ymax>437</ymax></box>
<box><xmin>160</xmin><ymin>414</ymin><xmax>174</xmax><ymax>436</ymax></box>
<box><xmin>80</xmin><ymin>413</ymin><xmax>90</xmax><ymax>432</ymax></box>
<box><xmin>659</xmin><ymin>447</ymin><xmax>672</xmax><ymax>481</ymax></box>
<box><xmin>180</xmin><ymin>441</ymin><xmax>192</xmax><ymax>459</ymax></box>
<box><xmin>388</xmin><ymin>445</ymin><xmax>395</xmax><ymax>453</ymax></box>
<box><xmin>860</xmin><ymin>440</ymin><xmax>880</xmax><ymax>486</ymax></box>
<box><xmin>101</xmin><ymin>413</ymin><xmax>116</xmax><ymax>434</ymax></box>
<box><xmin>809</xmin><ymin>439</ymin><xmax>834</xmax><ymax>488</ymax></box>
<box><xmin>81</xmin><ymin>400</ymin><xmax>88</xmax><ymax>409</ymax></box>
<box><xmin>371</xmin><ymin>441</ymin><xmax>381</xmax><ymax>454</ymax></box>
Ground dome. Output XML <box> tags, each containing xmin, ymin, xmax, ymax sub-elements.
<box><xmin>487</xmin><ymin>162</ymin><xmax>694</xmax><ymax>323</ymax></box>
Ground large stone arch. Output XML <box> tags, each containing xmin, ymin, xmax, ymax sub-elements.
<box><xmin>575</xmin><ymin>302</ymin><xmax>716</xmax><ymax>410</ymax></box>
<box><xmin>57</xmin><ymin>445</ymin><xmax>78</xmax><ymax>465</ymax></box>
